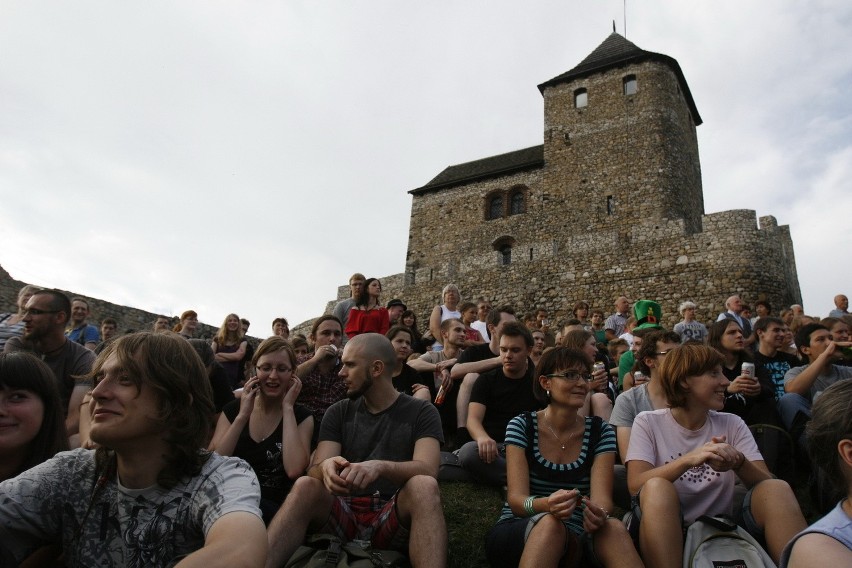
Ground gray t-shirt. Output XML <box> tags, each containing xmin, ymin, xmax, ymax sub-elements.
<box><xmin>332</xmin><ymin>299</ymin><xmax>356</xmax><ymax>343</ymax></box>
<box><xmin>4</xmin><ymin>337</ymin><xmax>94</xmax><ymax>412</ymax></box>
<box><xmin>609</xmin><ymin>383</ymin><xmax>654</xmax><ymax>427</ymax></box>
<box><xmin>319</xmin><ymin>394</ymin><xmax>443</xmax><ymax>498</ymax></box>
<box><xmin>0</xmin><ymin>449</ymin><xmax>261</xmax><ymax>567</ymax></box>
<box><xmin>784</xmin><ymin>363</ymin><xmax>852</xmax><ymax>402</ymax></box>
<box><xmin>673</xmin><ymin>320</ymin><xmax>708</xmax><ymax>343</ymax></box>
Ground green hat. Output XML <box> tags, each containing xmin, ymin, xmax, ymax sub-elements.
<box><xmin>634</xmin><ymin>300</ymin><xmax>663</xmax><ymax>330</ymax></box>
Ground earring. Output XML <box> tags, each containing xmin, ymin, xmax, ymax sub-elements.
<box><xmin>546</xmin><ymin>390</ymin><xmax>550</xmax><ymax>398</ymax></box>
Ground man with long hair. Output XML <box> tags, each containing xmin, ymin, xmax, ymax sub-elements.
<box><xmin>0</xmin><ymin>331</ymin><xmax>266</xmax><ymax>566</ymax></box>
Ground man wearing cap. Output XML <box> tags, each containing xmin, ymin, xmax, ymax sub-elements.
<box><xmin>617</xmin><ymin>300</ymin><xmax>664</xmax><ymax>391</ymax></box>
<box><xmin>604</xmin><ymin>296</ymin><xmax>631</xmax><ymax>341</ymax></box>
<box><xmin>673</xmin><ymin>301</ymin><xmax>708</xmax><ymax>343</ymax></box>
<box><xmin>387</xmin><ymin>299</ymin><xmax>406</xmax><ymax>326</ymax></box>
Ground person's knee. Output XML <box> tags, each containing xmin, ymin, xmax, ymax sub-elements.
<box><xmin>639</xmin><ymin>477</ymin><xmax>678</xmax><ymax>510</ymax></box>
<box><xmin>287</xmin><ymin>475</ymin><xmax>328</xmax><ymax>506</ymax></box>
<box><xmin>751</xmin><ymin>478</ymin><xmax>797</xmax><ymax>507</ymax></box>
<box><xmin>531</xmin><ymin>513</ymin><xmax>567</xmax><ymax>541</ymax></box>
<box><xmin>398</xmin><ymin>476</ymin><xmax>444</xmax><ymax>523</ymax></box>
<box><xmin>456</xmin><ymin>441</ymin><xmax>482</xmax><ymax>467</ymax></box>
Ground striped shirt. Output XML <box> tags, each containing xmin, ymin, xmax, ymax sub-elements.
<box><xmin>497</xmin><ymin>412</ymin><xmax>616</xmax><ymax>534</ymax></box>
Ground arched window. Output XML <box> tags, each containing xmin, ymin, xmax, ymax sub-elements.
<box><xmin>492</xmin><ymin>236</ymin><xmax>516</xmax><ymax>266</ymax></box>
<box><xmin>488</xmin><ymin>195</ymin><xmax>504</xmax><ymax>220</ymax></box>
<box><xmin>509</xmin><ymin>192</ymin><xmax>525</xmax><ymax>215</ymax></box>
<box><xmin>500</xmin><ymin>245</ymin><xmax>512</xmax><ymax>266</ymax></box>
<box><xmin>623</xmin><ymin>75</ymin><xmax>637</xmax><ymax>95</ymax></box>
<box><xmin>574</xmin><ymin>88</ymin><xmax>588</xmax><ymax>108</ymax></box>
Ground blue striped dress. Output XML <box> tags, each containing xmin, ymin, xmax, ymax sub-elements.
<box><xmin>497</xmin><ymin>412</ymin><xmax>616</xmax><ymax>535</ymax></box>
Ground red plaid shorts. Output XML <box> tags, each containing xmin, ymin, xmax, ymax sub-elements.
<box><xmin>320</xmin><ymin>491</ymin><xmax>410</xmax><ymax>551</ymax></box>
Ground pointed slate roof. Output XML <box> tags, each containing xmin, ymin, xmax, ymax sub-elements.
<box><xmin>409</xmin><ymin>145</ymin><xmax>544</xmax><ymax>195</ymax></box>
<box><xmin>538</xmin><ymin>33</ymin><xmax>702</xmax><ymax>125</ymax></box>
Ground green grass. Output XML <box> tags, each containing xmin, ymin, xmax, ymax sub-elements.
<box><xmin>441</xmin><ymin>482</ymin><xmax>503</xmax><ymax>568</ymax></box>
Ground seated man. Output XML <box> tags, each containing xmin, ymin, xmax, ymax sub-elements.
<box><xmin>295</xmin><ymin>316</ymin><xmax>345</xmax><ymax>432</ymax></box>
<box><xmin>780</xmin><ymin>323</ymin><xmax>852</xmax><ymax>450</ymax></box>
<box><xmin>457</xmin><ymin>322</ymin><xmax>539</xmax><ymax>486</ymax></box>
<box><xmin>0</xmin><ymin>331</ymin><xmax>266</xmax><ymax>566</ymax></box>
<box><xmin>66</xmin><ymin>297</ymin><xmax>100</xmax><ymax>350</ymax></box>
<box><xmin>449</xmin><ymin>305</ymin><xmax>517</xmax><ymax>445</ymax></box>
<box><xmin>265</xmin><ymin>333</ymin><xmax>446</xmax><ymax>568</ymax></box>
<box><xmin>4</xmin><ymin>289</ymin><xmax>94</xmax><ymax>438</ymax></box>
<box><xmin>408</xmin><ymin>318</ymin><xmax>467</xmax><ymax>438</ymax></box>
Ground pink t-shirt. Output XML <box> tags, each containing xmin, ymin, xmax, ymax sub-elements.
<box><xmin>626</xmin><ymin>409</ymin><xmax>762</xmax><ymax>523</ymax></box>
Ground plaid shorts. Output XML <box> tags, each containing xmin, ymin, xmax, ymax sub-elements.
<box><xmin>320</xmin><ymin>492</ymin><xmax>410</xmax><ymax>551</ymax></box>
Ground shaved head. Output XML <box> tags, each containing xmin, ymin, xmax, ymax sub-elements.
<box><xmin>345</xmin><ymin>333</ymin><xmax>397</xmax><ymax>379</ymax></box>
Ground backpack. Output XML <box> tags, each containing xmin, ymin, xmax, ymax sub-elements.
<box><xmin>683</xmin><ymin>515</ymin><xmax>775</xmax><ymax>568</ymax></box>
<box><xmin>285</xmin><ymin>533</ymin><xmax>410</xmax><ymax>568</ymax></box>
<box><xmin>748</xmin><ymin>423</ymin><xmax>795</xmax><ymax>483</ymax></box>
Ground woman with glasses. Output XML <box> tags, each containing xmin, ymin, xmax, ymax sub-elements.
<box><xmin>626</xmin><ymin>343</ymin><xmax>806</xmax><ymax>568</ymax></box>
<box><xmin>485</xmin><ymin>347</ymin><xmax>642</xmax><ymax>567</ymax></box>
<box><xmin>209</xmin><ymin>336</ymin><xmax>313</xmax><ymax>524</ymax></box>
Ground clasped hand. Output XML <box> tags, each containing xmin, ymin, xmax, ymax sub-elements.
<box><xmin>320</xmin><ymin>457</ymin><xmax>383</xmax><ymax>495</ymax></box>
<box><xmin>690</xmin><ymin>435</ymin><xmax>742</xmax><ymax>472</ymax></box>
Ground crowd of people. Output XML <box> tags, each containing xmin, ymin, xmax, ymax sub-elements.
<box><xmin>0</xmin><ymin>276</ymin><xmax>851</xmax><ymax>567</ymax></box>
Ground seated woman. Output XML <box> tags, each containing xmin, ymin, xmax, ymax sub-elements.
<box><xmin>626</xmin><ymin>343</ymin><xmax>806</xmax><ymax>568</ymax></box>
<box><xmin>560</xmin><ymin>329</ymin><xmax>614</xmax><ymax>421</ymax></box>
<box><xmin>386</xmin><ymin>325</ymin><xmax>431</xmax><ymax>402</ymax></box>
<box><xmin>708</xmin><ymin>319</ymin><xmax>775</xmax><ymax>423</ymax></box>
<box><xmin>485</xmin><ymin>347</ymin><xmax>642</xmax><ymax>568</ymax></box>
<box><xmin>344</xmin><ymin>278</ymin><xmax>389</xmax><ymax>339</ymax></box>
<box><xmin>209</xmin><ymin>336</ymin><xmax>313</xmax><ymax>524</ymax></box>
<box><xmin>0</xmin><ymin>352</ymin><xmax>68</xmax><ymax>482</ymax></box>
<box><xmin>400</xmin><ymin>309</ymin><xmax>426</xmax><ymax>354</ymax></box>
<box><xmin>781</xmin><ymin>379</ymin><xmax>852</xmax><ymax>566</ymax></box>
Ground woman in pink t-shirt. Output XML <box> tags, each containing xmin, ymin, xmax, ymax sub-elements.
<box><xmin>625</xmin><ymin>343</ymin><xmax>806</xmax><ymax>568</ymax></box>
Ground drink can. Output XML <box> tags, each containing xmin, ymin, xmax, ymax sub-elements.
<box><xmin>434</xmin><ymin>384</ymin><xmax>446</xmax><ymax>406</ymax></box>
<box><xmin>593</xmin><ymin>362</ymin><xmax>606</xmax><ymax>374</ymax></box>
<box><xmin>741</xmin><ymin>362</ymin><xmax>755</xmax><ymax>379</ymax></box>
<box><xmin>633</xmin><ymin>371</ymin><xmax>646</xmax><ymax>384</ymax></box>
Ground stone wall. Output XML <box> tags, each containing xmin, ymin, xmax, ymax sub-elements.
<box><xmin>0</xmin><ymin>268</ymin><xmax>221</xmax><ymax>340</ymax></box>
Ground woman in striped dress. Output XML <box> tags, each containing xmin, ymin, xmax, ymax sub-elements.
<box><xmin>485</xmin><ymin>347</ymin><xmax>643</xmax><ymax>568</ymax></box>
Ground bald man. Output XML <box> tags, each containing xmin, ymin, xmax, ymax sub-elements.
<box><xmin>265</xmin><ymin>333</ymin><xmax>447</xmax><ymax>568</ymax></box>
<box><xmin>829</xmin><ymin>294</ymin><xmax>849</xmax><ymax>318</ymax></box>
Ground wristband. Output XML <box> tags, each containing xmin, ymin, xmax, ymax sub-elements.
<box><xmin>523</xmin><ymin>496</ymin><xmax>536</xmax><ymax>516</ymax></box>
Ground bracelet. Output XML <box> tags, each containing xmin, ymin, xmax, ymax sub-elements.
<box><xmin>523</xmin><ymin>496</ymin><xmax>536</xmax><ymax>516</ymax></box>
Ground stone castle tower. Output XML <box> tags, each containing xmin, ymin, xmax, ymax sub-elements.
<box><xmin>361</xmin><ymin>32</ymin><xmax>801</xmax><ymax>327</ymax></box>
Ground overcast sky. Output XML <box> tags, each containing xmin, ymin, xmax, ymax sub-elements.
<box><xmin>2</xmin><ymin>1</ymin><xmax>850</xmax><ymax>332</ymax></box>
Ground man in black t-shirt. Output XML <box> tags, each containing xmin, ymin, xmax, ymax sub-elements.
<box><xmin>449</xmin><ymin>305</ymin><xmax>517</xmax><ymax>444</ymax></box>
<box><xmin>456</xmin><ymin>322</ymin><xmax>539</xmax><ymax>486</ymax></box>
<box><xmin>753</xmin><ymin>317</ymin><xmax>802</xmax><ymax>401</ymax></box>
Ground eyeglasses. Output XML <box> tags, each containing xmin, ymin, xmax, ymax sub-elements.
<box><xmin>656</xmin><ymin>350</ymin><xmax>674</xmax><ymax>356</ymax></box>
<box><xmin>256</xmin><ymin>365</ymin><xmax>293</xmax><ymax>375</ymax></box>
<box><xmin>23</xmin><ymin>308</ymin><xmax>60</xmax><ymax>316</ymax></box>
<box><xmin>546</xmin><ymin>371</ymin><xmax>593</xmax><ymax>383</ymax></box>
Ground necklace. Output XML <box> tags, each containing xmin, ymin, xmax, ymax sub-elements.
<box><xmin>543</xmin><ymin>409</ymin><xmax>581</xmax><ymax>451</ymax></box>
